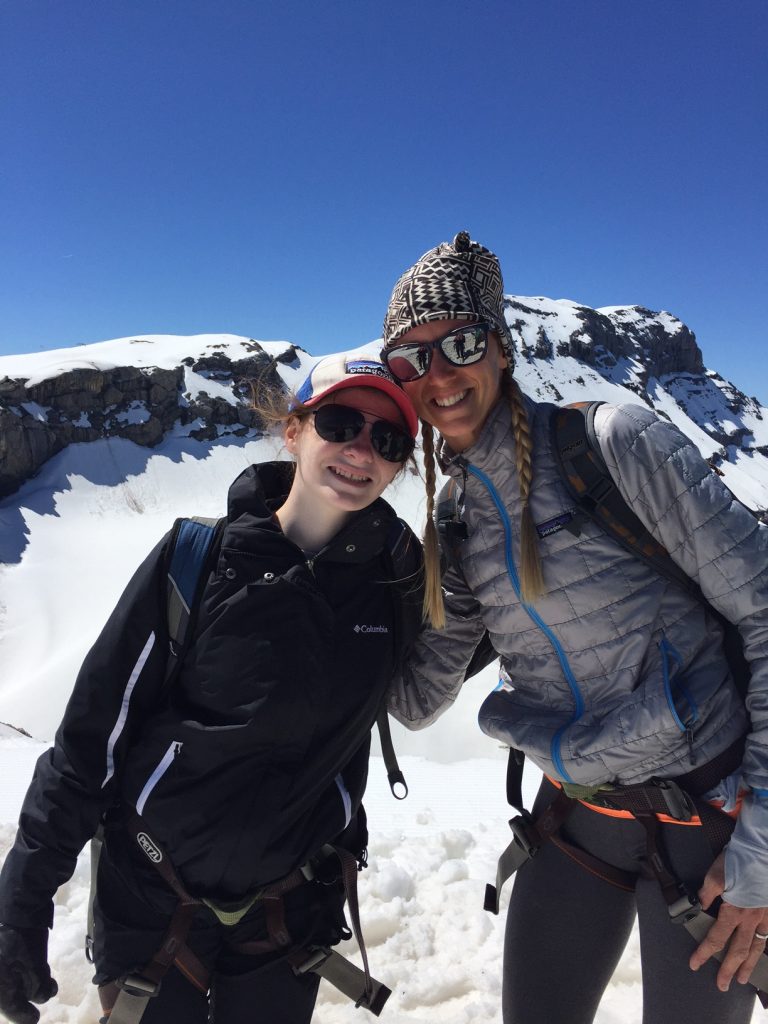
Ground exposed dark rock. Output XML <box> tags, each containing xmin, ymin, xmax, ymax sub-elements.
<box><xmin>1</xmin><ymin>317</ymin><xmax>761</xmax><ymax>505</ymax></box>
<box><xmin>0</xmin><ymin>341</ymin><xmax>291</xmax><ymax>499</ymax></box>
<box><xmin>550</xmin><ymin>305</ymin><xmax>704</xmax><ymax>379</ymax></box>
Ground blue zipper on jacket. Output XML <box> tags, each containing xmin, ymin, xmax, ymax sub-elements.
<box><xmin>465</xmin><ymin>464</ymin><xmax>582</xmax><ymax>783</ymax></box>
<box><xmin>659</xmin><ymin>635</ymin><xmax>698</xmax><ymax>763</ymax></box>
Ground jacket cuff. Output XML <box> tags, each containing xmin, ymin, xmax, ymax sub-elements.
<box><xmin>723</xmin><ymin>793</ymin><xmax>768</xmax><ymax>908</ymax></box>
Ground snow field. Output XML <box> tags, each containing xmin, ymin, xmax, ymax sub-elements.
<box><xmin>2</xmin><ymin>335</ymin><xmax>767</xmax><ymax>1021</ymax></box>
<box><xmin>2</xmin><ymin>741</ymin><xmax>765</xmax><ymax>1022</ymax></box>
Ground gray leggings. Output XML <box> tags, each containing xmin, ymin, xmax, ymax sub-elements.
<box><xmin>503</xmin><ymin>779</ymin><xmax>757</xmax><ymax>1024</ymax></box>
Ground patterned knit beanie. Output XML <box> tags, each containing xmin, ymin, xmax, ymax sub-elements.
<box><xmin>383</xmin><ymin>231</ymin><xmax>514</xmax><ymax>365</ymax></box>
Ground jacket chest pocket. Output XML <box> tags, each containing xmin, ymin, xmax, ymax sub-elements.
<box><xmin>135</xmin><ymin>739</ymin><xmax>183</xmax><ymax>815</ymax></box>
<box><xmin>659</xmin><ymin>636</ymin><xmax>698</xmax><ymax>735</ymax></box>
<box><xmin>129</xmin><ymin>714</ymin><xmax>304</xmax><ymax>820</ymax></box>
<box><xmin>192</xmin><ymin>568</ymin><xmax>332</xmax><ymax>707</ymax></box>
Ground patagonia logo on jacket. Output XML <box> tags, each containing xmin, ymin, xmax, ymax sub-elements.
<box><xmin>536</xmin><ymin>508</ymin><xmax>581</xmax><ymax>539</ymax></box>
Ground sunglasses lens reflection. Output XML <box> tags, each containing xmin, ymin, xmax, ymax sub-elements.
<box><xmin>383</xmin><ymin>348</ymin><xmax>427</xmax><ymax>382</ymax></box>
<box><xmin>443</xmin><ymin>326</ymin><xmax>488</xmax><ymax>365</ymax></box>
<box><xmin>385</xmin><ymin>323</ymin><xmax>489</xmax><ymax>382</ymax></box>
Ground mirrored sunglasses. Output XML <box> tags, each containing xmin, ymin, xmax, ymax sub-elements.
<box><xmin>383</xmin><ymin>322</ymin><xmax>490</xmax><ymax>383</ymax></box>
<box><xmin>312</xmin><ymin>404</ymin><xmax>415</xmax><ymax>464</ymax></box>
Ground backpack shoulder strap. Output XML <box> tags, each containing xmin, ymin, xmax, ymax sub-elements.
<box><xmin>377</xmin><ymin>517</ymin><xmax>423</xmax><ymax>800</ymax></box>
<box><xmin>165</xmin><ymin>515</ymin><xmax>227</xmax><ymax>677</ymax></box>
<box><xmin>551</xmin><ymin>402</ymin><xmax>701</xmax><ymax>599</ymax></box>
<box><xmin>435</xmin><ymin>478</ymin><xmax>468</xmax><ymax>573</ymax></box>
<box><xmin>434</xmin><ymin>479</ymin><xmax>498</xmax><ymax>680</ymax></box>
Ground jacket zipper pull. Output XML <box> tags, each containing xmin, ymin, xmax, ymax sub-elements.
<box><xmin>685</xmin><ymin>727</ymin><xmax>697</xmax><ymax>766</ymax></box>
<box><xmin>459</xmin><ymin>458</ymin><xmax>469</xmax><ymax>493</ymax></box>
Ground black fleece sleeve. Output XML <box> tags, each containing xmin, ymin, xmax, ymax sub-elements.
<box><xmin>0</xmin><ymin>532</ymin><xmax>172</xmax><ymax>929</ymax></box>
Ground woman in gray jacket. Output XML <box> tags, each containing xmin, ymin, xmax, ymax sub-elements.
<box><xmin>380</xmin><ymin>232</ymin><xmax>768</xmax><ymax>1024</ymax></box>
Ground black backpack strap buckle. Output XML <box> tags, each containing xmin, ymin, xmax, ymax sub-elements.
<box><xmin>653</xmin><ymin>778</ymin><xmax>694</xmax><ymax>822</ymax></box>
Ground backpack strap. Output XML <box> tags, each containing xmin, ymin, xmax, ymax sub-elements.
<box><xmin>163</xmin><ymin>516</ymin><xmax>227</xmax><ymax>689</ymax></box>
<box><xmin>552</xmin><ymin>402</ymin><xmax>752</xmax><ymax>698</ymax></box>
<box><xmin>376</xmin><ymin>517</ymin><xmax>424</xmax><ymax>799</ymax></box>
<box><xmin>376</xmin><ymin>707</ymin><xmax>408</xmax><ymax>800</ymax></box>
<box><xmin>436</xmin><ymin>478</ymin><xmax>468</xmax><ymax>571</ymax></box>
<box><xmin>435</xmin><ymin>478</ymin><xmax>499</xmax><ymax>678</ymax></box>
<box><xmin>551</xmin><ymin>402</ymin><xmax>701</xmax><ymax>597</ymax></box>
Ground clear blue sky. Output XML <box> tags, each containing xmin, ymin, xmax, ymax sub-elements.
<box><xmin>2</xmin><ymin>0</ymin><xmax>767</xmax><ymax>399</ymax></box>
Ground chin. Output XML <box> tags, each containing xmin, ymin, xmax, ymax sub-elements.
<box><xmin>436</xmin><ymin>417</ymin><xmax>476</xmax><ymax>444</ymax></box>
<box><xmin>325</xmin><ymin>487</ymin><xmax>375</xmax><ymax>512</ymax></box>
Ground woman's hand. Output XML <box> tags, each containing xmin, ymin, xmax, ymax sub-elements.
<box><xmin>689</xmin><ymin>851</ymin><xmax>768</xmax><ymax>990</ymax></box>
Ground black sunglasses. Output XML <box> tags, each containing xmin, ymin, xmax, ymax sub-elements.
<box><xmin>382</xmin><ymin>322</ymin><xmax>490</xmax><ymax>383</ymax></box>
<box><xmin>312</xmin><ymin>404</ymin><xmax>415</xmax><ymax>464</ymax></box>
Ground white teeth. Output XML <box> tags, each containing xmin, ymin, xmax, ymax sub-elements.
<box><xmin>331</xmin><ymin>466</ymin><xmax>370</xmax><ymax>482</ymax></box>
<box><xmin>435</xmin><ymin>391</ymin><xmax>467</xmax><ymax>408</ymax></box>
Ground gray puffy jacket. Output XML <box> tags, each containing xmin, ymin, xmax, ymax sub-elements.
<box><xmin>389</xmin><ymin>397</ymin><xmax>768</xmax><ymax>906</ymax></box>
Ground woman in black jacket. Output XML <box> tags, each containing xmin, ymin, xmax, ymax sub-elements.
<box><xmin>0</xmin><ymin>352</ymin><xmax>423</xmax><ymax>1024</ymax></box>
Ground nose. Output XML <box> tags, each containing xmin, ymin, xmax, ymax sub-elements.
<box><xmin>428</xmin><ymin>345</ymin><xmax>459</xmax><ymax>380</ymax></box>
<box><xmin>342</xmin><ymin>425</ymin><xmax>375</xmax><ymax>460</ymax></box>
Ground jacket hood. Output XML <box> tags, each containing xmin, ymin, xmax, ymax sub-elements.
<box><xmin>227</xmin><ymin>461</ymin><xmax>296</xmax><ymax>522</ymax></box>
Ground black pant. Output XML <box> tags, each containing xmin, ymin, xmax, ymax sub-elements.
<box><xmin>503</xmin><ymin>779</ymin><xmax>756</xmax><ymax>1024</ymax></box>
<box><xmin>93</xmin><ymin>844</ymin><xmax>347</xmax><ymax>1023</ymax></box>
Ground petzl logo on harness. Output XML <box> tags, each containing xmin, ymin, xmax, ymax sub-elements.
<box><xmin>137</xmin><ymin>831</ymin><xmax>163</xmax><ymax>864</ymax></box>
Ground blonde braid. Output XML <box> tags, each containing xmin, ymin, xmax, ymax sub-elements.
<box><xmin>420</xmin><ymin>422</ymin><xmax>446</xmax><ymax>629</ymax></box>
<box><xmin>504</xmin><ymin>375</ymin><xmax>546</xmax><ymax>603</ymax></box>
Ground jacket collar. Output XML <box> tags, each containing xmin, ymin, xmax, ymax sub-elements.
<box><xmin>226</xmin><ymin>461</ymin><xmax>400</xmax><ymax>564</ymax></box>
<box><xmin>441</xmin><ymin>396</ymin><xmax>517</xmax><ymax>478</ymax></box>
<box><xmin>227</xmin><ymin>461</ymin><xmax>295</xmax><ymax>523</ymax></box>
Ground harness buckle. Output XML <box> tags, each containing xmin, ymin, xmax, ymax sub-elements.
<box><xmin>117</xmin><ymin>974</ymin><xmax>161</xmax><ymax>998</ymax></box>
<box><xmin>653</xmin><ymin>779</ymin><xmax>694</xmax><ymax>822</ymax></box>
<box><xmin>292</xmin><ymin>946</ymin><xmax>332</xmax><ymax>975</ymax></box>
<box><xmin>292</xmin><ymin>946</ymin><xmax>392</xmax><ymax>1017</ymax></box>
<box><xmin>301</xmin><ymin>844</ymin><xmax>339</xmax><ymax>886</ymax></box>
<box><xmin>509</xmin><ymin>813</ymin><xmax>539</xmax><ymax>859</ymax></box>
<box><xmin>667</xmin><ymin>886</ymin><xmax>702</xmax><ymax>925</ymax></box>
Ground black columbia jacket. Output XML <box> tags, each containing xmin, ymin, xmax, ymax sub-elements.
<box><xmin>0</xmin><ymin>462</ymin><xmax>422</xmax><ymax>928</ymax></box>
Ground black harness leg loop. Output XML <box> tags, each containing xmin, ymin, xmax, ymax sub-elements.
<box><xmin>633</xmin><ymin>809</ymin><xmax>702</xmax><ymax>925</ymax></box>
